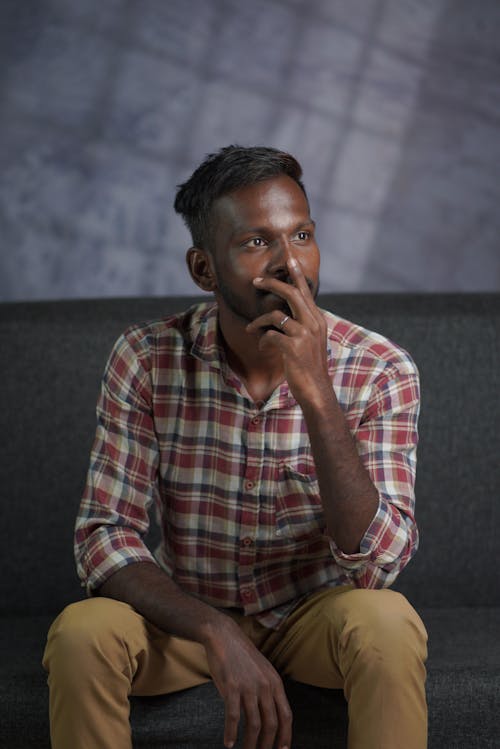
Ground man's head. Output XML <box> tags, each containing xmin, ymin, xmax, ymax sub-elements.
<box><xmin>174</xmin><ymin>145</ymin><xmax>308</xmax><ymax>253</ymax></box>
<box><xmin>175</xmin><ymin>145</ymin><xmax>319</xmax><ymax>328</ymax></box>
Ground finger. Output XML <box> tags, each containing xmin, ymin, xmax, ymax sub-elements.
<box><xmin>223</xmin><ymin>692</ymin><xmax>241</xmax><ymax>749</ymax></box>
<box><xmin>274</xmin><ymin>691</ymin><xmax>293</xmax><ymax>749</ymax></box>
<box><xmin>256</xmin><ymin>329</ymin><xmax>294</xmax><ymax>355</ymax></box>
<box><xmin>287</xmin><ymin>256</ymin><xmax>308</xmax><ymax>292</ymax></box>
<box><xmin>253</xmin><ymin>273</ymin><xmax>315</xmax><ymax>323</ymax></box>
<box><xmin>252</xmin><ymin>276</ymin><xmax>301</xmax><ymax>320</ymax></box>
<box><xmin>287</xmin><ymin>257</ymin><xmax>317</xmax><ymax>312</ymax></box>
<box><xmin>246</xmin><ymin>310</ymin><xmax>299</xmax><ymax>335</ymax></box>
<box><xmin>242</xmin><ymin>694</ymin><xmax>261</xmax><ymax>749</ymax></box>
<box><xmin>257</xmin><ymin>691</ymin><xmax>279</xmax><ymax>749</ymax></box>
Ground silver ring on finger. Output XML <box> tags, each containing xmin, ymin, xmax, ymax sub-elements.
<box><xmin>279</xmin><ymin>315</ymin><xmax>290</xmax><ymax>329</ymax></box>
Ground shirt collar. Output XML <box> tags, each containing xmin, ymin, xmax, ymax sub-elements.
<box><xmin>189</xmin><ymin>302</ymin><xmax>297</xmax><ymax>408</ymax></box>
<box><xmin>190</xmin><ymin>302</ymin><xmax>333</xmax><ymax>359</ymax></box>
<box><xmin>189</xmin><ymin>302</ymin><xmax>224</xmax><ymax>368</ymax></box>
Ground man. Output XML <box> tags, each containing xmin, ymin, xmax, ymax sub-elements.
<box><xmin>43</xmin><ymin>145</ymin><xmax>427</xmax><ymax>749</ymax></box>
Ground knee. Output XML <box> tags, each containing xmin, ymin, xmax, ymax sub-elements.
<box><xmin>334</xmin><ymin>589</ymin><xmax>428</xmax><ymax>668</ymax></box>
<box><xmin>46</xmin><ymin>599</ymin><xmax>117</xmax><ymax>649</ymax></box>
<box><xmin>43</xmin><ymin>598</ymin><xmax>135</xmax><ymax>677</ymax></box>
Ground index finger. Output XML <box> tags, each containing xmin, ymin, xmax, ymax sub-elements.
<box><xmin>287</xmin><ymin>257</ymin><xmax>316</xmax><ymax>309</ymax></box>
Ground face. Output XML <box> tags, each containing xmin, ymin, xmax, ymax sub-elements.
<box><xmin>205</xmin><ymin>175</ymin><xmax>320</xmax><ymax>324</ymax></box>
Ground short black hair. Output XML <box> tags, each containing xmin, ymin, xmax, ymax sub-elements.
<box><xmin>174</xmin><ymin>145</ymin><xmax>307</xmax><ymax>250</ymax></box>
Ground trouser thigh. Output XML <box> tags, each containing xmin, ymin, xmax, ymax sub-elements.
<box><xmin>261</xmin><ymin>586</ymin><xmax>428</xmax><ymax>685</ymax></box>
<box><xmin>43</xmin><ymin>597</ymin><xmax>211</xmax><ymax>749</ymax></box>
<box><xmin>258</xmin><ymin>586</ymin><xmax>428</xmax><ymax>749</ymax></box>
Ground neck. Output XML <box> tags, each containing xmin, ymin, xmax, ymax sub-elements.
<box><xmin>217</xmin><ymin>309</ymin><xmax>285</xmax><ymax>403</ymax></box>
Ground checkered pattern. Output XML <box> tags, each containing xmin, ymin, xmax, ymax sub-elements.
<box><xmin>75</xmin><ymin>302</ymin><xmax>420</xmax><ymax>629</ymax></box>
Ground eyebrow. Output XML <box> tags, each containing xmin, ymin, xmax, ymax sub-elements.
<box><xmin>231</xmin><ymin>219</ymin><xmax>315</xmax><ymax>240</ymax></box>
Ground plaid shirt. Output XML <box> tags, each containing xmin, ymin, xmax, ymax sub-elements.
<box><xmin>76</xmin><ymin>302</ymin><xmax>420</xmax><ymax>629</ymax></box>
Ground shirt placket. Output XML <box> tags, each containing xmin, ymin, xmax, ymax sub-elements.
<box><xmin>238</xmin><ymin>405</ymin><xmax>266</xmax><ymax>613</ymax></box>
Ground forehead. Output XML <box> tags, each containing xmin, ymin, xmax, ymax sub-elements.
<box><xmin>211</xmin><ymin>175</ymin><xmax>310</xmax><ymax>237</ymax></box>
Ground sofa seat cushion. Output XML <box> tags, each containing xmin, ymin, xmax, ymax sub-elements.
<box><xmin>1</xmin><ymin>615</ymin><xmax>53</xmax><ymax>748</ymax></box>
<box><xmin>130</xmin><ymin>680</ymin><xmax>347</xmax><ymax>748</ymax></box>
<box><xmin>422</xmin><ymin>607</ymin><xmax>500</xmax><ymax>748</ymax></box>
<box><xmin>1</xmin><ymin>608</ymin><xmax>499</xmax><ymax>748</ymax></box>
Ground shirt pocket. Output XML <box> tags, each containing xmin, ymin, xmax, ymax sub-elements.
<box><xmin>275</xmin><ymin>462</ymin><xmax>326</xmax><ymax>540</ymax></box>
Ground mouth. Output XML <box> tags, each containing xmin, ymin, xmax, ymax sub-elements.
<box><xmin>256</xmin><ymin>288</ymin><xmax>291</xmax><ymax>312</ymax></box>
<box><xmin>255</xmin><ymin>275</ymin><xmax>316</xmax><ymax>304</ymax></box>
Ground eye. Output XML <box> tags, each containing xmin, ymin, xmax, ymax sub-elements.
<box><xmin>244</xmin><ymin>237</ymin><xmax>267</xmax><ymax>248</ymax></box>
<box><xmin>295</xmin><ymin>231</ymin><xmax>310</xmax><ymax>241</ymax></box>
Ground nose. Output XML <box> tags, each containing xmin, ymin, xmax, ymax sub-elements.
<box><xmin>267</xmin><ymin>235</ymin><xmax>295</xmax><ymax>276</ymax></box>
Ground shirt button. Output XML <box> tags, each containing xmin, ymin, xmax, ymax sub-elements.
<box><xmin>245</xmin><ymin>480</ymin><xmax>255</xmax><ymax>491</ymax></box>
<box><xmin>242</xmin><ymin>588</ymin><xmax>255</xmax><ymax>602</ymax></box>
<box><xmin>251</xmin><ymin>416</ymin><xmax>261</xmax><ymax>425</ymax></box>
<box><xmin>242</xmin><ymin>537</ymin><xmax>253</xmax><ymax>546</ymax></box>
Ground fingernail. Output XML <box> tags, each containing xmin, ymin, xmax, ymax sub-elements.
<box><xmin>288</xmin><ymin>257</ymin><xmax>298</xmax><ymax>269</ymax></box>
<box><xmin>253</xmin><ymin>276</ymin><xmax>264</xmax><ymax>284</ymax></box>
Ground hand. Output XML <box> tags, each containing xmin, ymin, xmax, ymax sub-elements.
<box><xmin>204</xmin><ymin>619</ymin><xmax>292</xmax><ymax>749</ymax></box>
<box><xmin>246</xmin><ymin>258</ymin><xmax>332</xmax><ymax>409</ymax></box>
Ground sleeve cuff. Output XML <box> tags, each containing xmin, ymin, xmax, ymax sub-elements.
<box><xmin>78</xmin><ymin>528</ymin><xmax>158</xmax><ymax>596</ymax></box>
<box><xmin>327</xmin><ymin>494</ymin><xmax>406</xmax><ymax>571</ymax></box>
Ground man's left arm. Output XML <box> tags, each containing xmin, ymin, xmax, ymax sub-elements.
<box><xmin>302</xmin><ymin>368</ymin><xmax>419</xmax><ymax>588</ymax></box>
<box><xmin>247</xmin><ymin>257</ymin><xmax>419</xmax><ymax>586</ymax></box>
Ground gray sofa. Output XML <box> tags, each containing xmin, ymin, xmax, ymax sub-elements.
<box><xmin>1</xmin><ymin>293</ymin><xmax>499</xmax><ymax>748</ymax></box>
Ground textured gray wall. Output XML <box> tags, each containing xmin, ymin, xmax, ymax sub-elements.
<box><xmin>1</xmin><ymin>0</ymin><xmax>499</xmax><ymax>301</ymax></box>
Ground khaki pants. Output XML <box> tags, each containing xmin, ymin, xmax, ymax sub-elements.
<box><xmin>43</xmin><ymin>587</ymin><xmax>428</xmax><ymax>749</ymax></box>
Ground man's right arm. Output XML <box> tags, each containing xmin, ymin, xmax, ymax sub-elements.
<box><xmin>79</xmin><ymin>331</ymin><xmax>291</xmax><ymax>749</ymax></box>
<box><xmin>98</xmin><ymin>561</ymin><xmax>292</xmax><ymax>749</ymax></box>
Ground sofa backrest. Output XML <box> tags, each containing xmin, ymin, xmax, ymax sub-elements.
<box><xmin>1</xmin><ymin>293</ymin><xmax>498</xmax><ymax>615</ymax></box>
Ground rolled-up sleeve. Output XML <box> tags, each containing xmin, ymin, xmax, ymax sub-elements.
<box><xmin>329</xmin><ymin>364</ymin><xmax>420</xmax><ymax>588</ymax></box>
<box><xmin>75</xmin><ymin>330</ymin><xmax>160</xmax><ymax>595</ymax></box>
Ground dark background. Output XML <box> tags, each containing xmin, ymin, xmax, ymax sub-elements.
<box><xmin>1</xmin><ymin>0</ymin><xmax>499</xmax><ymax>301</ymax></box>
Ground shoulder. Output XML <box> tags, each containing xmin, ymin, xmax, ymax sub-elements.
<box><xmin>320</xmin><ymin>309</ymin><xmax>418</xmax><ymax>381</ymax></box>
<box><xmin>115</xmin><ymin>302</ymin><xmax>215</xmax><ymax>359</ymax></box>
<box><xmin>103</xmin><ymin>302</ymin><xmax>216</xmax><ymax>382</ymax></box>
<box><xmin>320</xmin><ymin>310</ymin><xmax>420</xmax><ymax>416</ymax></box>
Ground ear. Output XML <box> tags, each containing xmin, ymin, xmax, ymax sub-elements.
<box><xmin>186</xmin><ymin>247</ymin><xmax>217</xmax><ymax>292</ymax></box>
